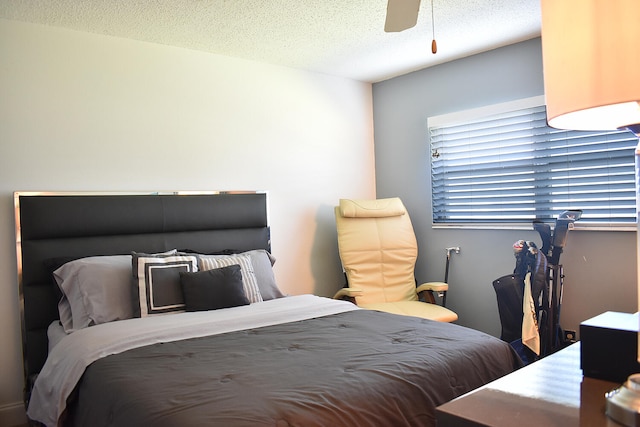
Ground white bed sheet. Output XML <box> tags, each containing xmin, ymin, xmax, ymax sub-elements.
<box><xmin>28</xmin><ymin>295</ymin><xmax>359</xmax><ymax>427</ymax></box>
<box><xmin>46</xmin><ymin>320</ymin><xmax>68</xmax><ymax>353</ymax></box>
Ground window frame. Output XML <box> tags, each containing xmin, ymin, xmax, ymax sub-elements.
<box><xmin>428</xmin><ymin>96</ymin><xmax>638</xmax><ymax>232</ymax></box>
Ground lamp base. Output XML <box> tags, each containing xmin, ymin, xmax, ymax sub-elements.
<box><xmin>606</xmin><ymin>374</ymin><xmax>640</xmax><ymax>427</ymax></box>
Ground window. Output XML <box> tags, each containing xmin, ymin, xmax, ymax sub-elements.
<box><xmin>429</xmin><ymin>96</ymin><xmax>638</xmax><ymax>228</ymax></box>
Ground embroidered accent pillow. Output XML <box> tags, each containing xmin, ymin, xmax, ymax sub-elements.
<box><xmin>132</xmin><ymin>252</ymin><xmax>198</xmax><ymax>317</ymax></box>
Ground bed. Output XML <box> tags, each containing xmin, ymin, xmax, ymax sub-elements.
<box><xmin>15</xmin><ymin>191</ymin><xmax>522</xmax><ymax>427</ymax></box>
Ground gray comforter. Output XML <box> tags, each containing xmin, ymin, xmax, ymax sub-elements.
<box><xmin>66</xmin><ymin>310</ymin><xmax>522</xmax><ymax>426</ymax></box>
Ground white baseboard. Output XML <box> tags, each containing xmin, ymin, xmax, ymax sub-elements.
<box><xmin>0</xmin><ymin>401</ymin><xmax>27</xmax><ymax>427</ymax></box>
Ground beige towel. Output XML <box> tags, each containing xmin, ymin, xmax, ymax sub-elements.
<box><xmin>522</xmin><ymin>272</ymin><xmax>540</xmax><ymax>355</ymax></box>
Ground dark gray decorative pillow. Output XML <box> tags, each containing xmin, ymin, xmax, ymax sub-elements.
<box><xmin>179</xmin><ymin>265</ymin><xmax>249</xmax><ymax>311</ymax></box>
<box><xmin>132</xmin><ymin>252</ymin><xmax>198</xmax><ymax>317</ymax></box>
<box><xmin>198</xmin><ymin>254</ymin><xmax>263</xmax><ymax>303</ymax></box>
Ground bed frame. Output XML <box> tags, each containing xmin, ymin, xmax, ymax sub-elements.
<box><xmin>15</xmin><ymin>191</ymin><xmax>270</xmax><ymax>404</ymax></box>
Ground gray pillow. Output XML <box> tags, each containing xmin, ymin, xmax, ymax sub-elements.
<box><xmin>186</xmin><ymin>249</ymin><xmax>284</xmax><ymax>301</ymax></box>
<box><xmin>54</xmin><ymin>255</ymin><xmax>133</xmax><ymax>333</ymax></box>
<box><xmin>242</xmin><ymin>250</ymin><xmax>285</xmax><ymax>300</ymax></box>
<box><xmin>180</xmin><ymin>265</ymin><xmax>250</xmax><ymax>311</ymax></box>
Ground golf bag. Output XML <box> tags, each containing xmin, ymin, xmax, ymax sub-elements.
<box><xmin>493</xmin><ymin>210</ymin><xmax>582</xmax><ymax>363</ymax></box>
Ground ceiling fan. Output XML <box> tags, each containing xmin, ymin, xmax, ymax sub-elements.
<box><xmin>384</xmin><ymin>0</ymin><xmax>437</xmax><ymax>53</ymax></box>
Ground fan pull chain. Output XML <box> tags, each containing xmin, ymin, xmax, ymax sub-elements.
<box><xmin>431</xmin><ymin>0</ymin><xmax>437</xmax><ymax>54</ymax></box>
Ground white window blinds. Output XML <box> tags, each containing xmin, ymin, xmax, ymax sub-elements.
<box><xmin>429</xmin><ymin>98</ymin><xmax>638</xmax><ymax>226</ymax></box>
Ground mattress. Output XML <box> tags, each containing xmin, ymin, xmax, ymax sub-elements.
<box><xmin>29</xmin><ymin>295</ymin><xmax>522</xmax><ymax>427</ymax></box>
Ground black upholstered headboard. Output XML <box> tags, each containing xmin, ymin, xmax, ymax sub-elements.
<box><xmin>15</xmin><ymin>191</ymin><xmax>270</xmax><ymax>400</ymax></box>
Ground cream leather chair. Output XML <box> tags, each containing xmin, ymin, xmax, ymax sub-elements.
<box><xmin>333</xmin><ymin>198</ymin><xmax>458</xmax><ymax>323</ymax></box>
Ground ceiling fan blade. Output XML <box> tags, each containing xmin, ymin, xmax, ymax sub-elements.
<box><xmin>384</xmin><ymin>0</ymin><xmax>421</xmax><ymax>32</ymax></box>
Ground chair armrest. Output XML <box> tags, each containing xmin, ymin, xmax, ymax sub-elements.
<box><xmin>333</xmin><ymin>287</ymin><xmax>363</xmax><ymax>300</ymax></box>
<box><xmin>417</xmin><ymin>281</ymin><xmax>448</xmax><ymax>293</ymax></box>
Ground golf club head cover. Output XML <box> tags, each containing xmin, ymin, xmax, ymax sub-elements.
<box><xmin>533</xmin><ymin>220</ymin><xmax>552</xmax><ymax>258</ymax></box>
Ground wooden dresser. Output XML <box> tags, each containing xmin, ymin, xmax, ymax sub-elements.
<box><xmin>436</xmin><ymin>342</ymin><xmax>622</xmax><ymax>426</ymax></box>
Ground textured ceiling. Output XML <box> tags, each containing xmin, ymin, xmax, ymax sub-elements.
<box><xmin>0</xmin><ymin>0</ymin><xmax>541</xmax><ymax>82</ymax></box>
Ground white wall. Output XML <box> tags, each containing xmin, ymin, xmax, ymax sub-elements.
<box><xmin>0</xmin><ymin>19</ymin><xmax>375</xmax><ymax>423</ymax></box>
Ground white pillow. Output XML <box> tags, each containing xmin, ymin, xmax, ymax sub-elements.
<box><xmin>132</xmin><ymin>252</ymin><xmax>198</xmax><ymax>317</ymax></box>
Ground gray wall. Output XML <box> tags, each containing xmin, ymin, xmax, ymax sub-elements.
<box><xmin>372</xmin><ymin>38</ymin><xmax>637</xmax><ymax>338</ymax></box>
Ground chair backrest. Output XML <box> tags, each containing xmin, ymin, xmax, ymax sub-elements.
<box><xmin>335</xmin><ymin>198</ymin><xmax>419</xmax><ymax>305</ymax></box>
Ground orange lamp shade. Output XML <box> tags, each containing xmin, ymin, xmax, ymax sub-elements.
<box><xmin>540</xmin><ymin>0</ymin><xmax>640</xmax><ymax>132</ymax></box>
